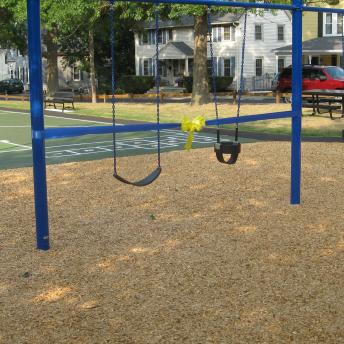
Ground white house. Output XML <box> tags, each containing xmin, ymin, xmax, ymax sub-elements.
<box><xmin>134</xmin><ymin>11</ymin><xmax>292</xmax><ymax>90</ymax></box>
<box><xmin>0</xmin><ymin>48</ymin><xmax>88</xmax><ymax>92</ymax></box>
<box><xmin>0</xmin><ymin>49</ymin><xmax>29</xmax><ymax>85</ymax></box>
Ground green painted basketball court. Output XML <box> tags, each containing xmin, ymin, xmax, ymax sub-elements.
<box><xmin>0</xmin><ymin>109</ymin><xmax>256</xmax><ymax>170</ymax></box>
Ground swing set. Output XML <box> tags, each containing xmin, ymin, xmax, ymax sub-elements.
<box><xmin>26</xmin><ymin>0</ymin><xmax>344</xmax><ymax>250</ymax></box>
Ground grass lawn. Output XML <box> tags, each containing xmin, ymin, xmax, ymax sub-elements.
<box><xmin>1</xmin><ymin>100</ymin><xmax>343</xmax><ymax>137</ymax></box>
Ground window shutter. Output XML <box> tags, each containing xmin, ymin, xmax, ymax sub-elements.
<box><xmin>218</xmin><ymin>58</ymin><xmax>223</xmax><ymax>76</ymax></box>
<box><xmin>318</xmin><ymin>13</ymin><xmax>323</xmax><ymax>37</ymax></box>
<box><xmin>213</xmin><ymin>57</ymin><xmax>218</xmax><ymax>76</ymax></box>
<box><xmin>230</xmin><ymin>57</ymin><xmax>235</xmax><ymax>77</ymax></box>
<box><xmin>139</xmin><ymin>58</ymin><xmax>143</xmax><ymax>76</ymax></box>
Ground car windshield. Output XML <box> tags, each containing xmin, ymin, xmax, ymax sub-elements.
<box><xmin>324</xmin><ymin>66</ymin><xmax>344</xmax><ymax>79</ymax></box>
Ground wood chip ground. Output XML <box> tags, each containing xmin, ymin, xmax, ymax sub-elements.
<box><xmin>0</xmin><ymin>142</ymin><xmax>343</xmax><ymax>344</ymax></box>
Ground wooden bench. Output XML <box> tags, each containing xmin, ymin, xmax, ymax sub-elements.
<box><xmin>44</xmin><ymin>91</ymin><xmax>75</xmax><ymax>112</ymax></box>
<box><xmin>302</xmin><ymin>102</ymin><xmax>341</xmax><ymax>120</ymax></box>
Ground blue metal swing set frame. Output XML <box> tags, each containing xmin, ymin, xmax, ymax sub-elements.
<box><xmin>27</xmin><ymin>0</ymin><xmax>344</xmax><ymax>250</ymax></box>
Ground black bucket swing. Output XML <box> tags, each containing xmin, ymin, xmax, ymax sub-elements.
<box><xmin>208</xmin><ymin>8</ymin><xmax>248</xmax><ymax>165</ymax></box>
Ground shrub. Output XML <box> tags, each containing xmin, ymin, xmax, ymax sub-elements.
<box><xmin>182</xmin><ymin>76</ymin><xmax>234</xmax><ymax>93</ymax></box>
<box><xmin>117</xmin><ymin>76</ymin><xmax>155</xmax><ymax>94</ymax></box>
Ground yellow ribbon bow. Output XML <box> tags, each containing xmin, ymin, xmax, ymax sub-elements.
<box><xmin>181</xmin><ymin>115</ymin><xmax>205</xmax><ymax>150</ymax></box>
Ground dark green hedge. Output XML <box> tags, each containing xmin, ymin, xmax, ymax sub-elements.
<box><xmin>117</xmin><ymin>76</ymin><xmax>155</xmax><ymax>94</ymax></box>
<box><xmin>183</xmin><ymin>76</ymin><xmax>234</xmax><ymax>93</ymax></box>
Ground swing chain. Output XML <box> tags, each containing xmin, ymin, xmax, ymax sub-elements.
<box><xmin>235</xmin><ymin>11</ymin><xmax>248</xmax><ymax>141</ymax></box>
<box><xmin>155</xmin><ymin>6</ymin><xmax>161</xmax><ymax>168</ymax></box>
<box><xmin>109</xmin><ymin>0</ymin><xmax>117</xmax><ymax>174</ymax></box>
<box><xmin>207</xmin><ymin>7</ymin><xmax>220</xmax><ymax>140</ymax></box>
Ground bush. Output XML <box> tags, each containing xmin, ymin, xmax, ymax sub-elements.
<box><xmin>183</xmin><ymin>76</ymin><xmax>234</xmax><ymax>93</ymax></box>
<box><xmin>117</xmin><ymin>75</ymin><xmax>155</xmax><ymax>94</ymax></box>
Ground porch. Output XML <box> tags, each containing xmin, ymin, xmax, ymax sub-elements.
<box><xmin>156</xmin><ymin>41</ymin><xmax>194</xmax><ymax>85</ymax></box>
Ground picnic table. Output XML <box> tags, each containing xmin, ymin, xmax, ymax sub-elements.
<box><xmin>302</xmin><ymin>89</ymin><xmax>344</xmax><ymax>120</ymax></box>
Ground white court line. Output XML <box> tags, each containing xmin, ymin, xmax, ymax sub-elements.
<box><xmin>0</xmin><ymin>109</ymin><xmax>122</xmax><ymax>125</ymax></box>
<box><xmin>0</xmin><ymin>148</ymin><xmax>29</xmax><ymax>154</ymax></box>
<box><xmin>0</xmin><ymin>140</ymin><xmax>32</xmax><ymax>153</ymax></box>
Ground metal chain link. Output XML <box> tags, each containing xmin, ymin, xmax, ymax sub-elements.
<box><xmin>110</xmin><ymin>0</ymin><xmax>117</xmax><ymax>175</ymax></box>
<box><xmin>235</xmin><ymin>11</ymin><xmax>248</xmax><ymax>141</ymax></box>
<box><xmin>155</xmin><ymin>6</ymin><xmax>161</xmax><ymax>168</ymax></box>
<box><xmin>207</xmin><ymin>8</ymin><xmax>220</xmax><ymax>142</ymax></box>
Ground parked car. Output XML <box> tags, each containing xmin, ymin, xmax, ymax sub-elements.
<box><xmin>0</xmin><ymin>79</ymin><xmax>24</xmax><ymax>94</ymax></box>
<box><xmin>276</xmin><ymin>65</ymin><xmax>344</xmax><ymax>92</ymax></box>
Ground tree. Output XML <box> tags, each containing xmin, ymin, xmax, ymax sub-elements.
<box><xmin>58</xmin><ymin>1</ymin><xmax>135</xmax><ymax>100</ymax></box>
<box><xmin>0</xmin><ymin>0</ymin><xmax>93</xmax><ymax>94</ymax></box>
<box><xmin>0</xmin><ymin>7</ymin><xmax>26</xmax><ymax>52</ymax></box>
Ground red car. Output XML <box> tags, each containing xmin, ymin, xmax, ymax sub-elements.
<box><xmin>276</xmin><ymin>65</ymin><xmax>344</xmax><ymax>92</ymax></box>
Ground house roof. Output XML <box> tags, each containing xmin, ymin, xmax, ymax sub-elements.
<box><xmin>143</xmin><ymin>13</ymin><xmax>242</xmax><ymax>29</ymax></box>
<box><xmin>274</xmin><ymin>36</ymin><xmax>344</xmax><ymax>55</ymax></box>
<box><xmin>156</xmin><ymin>41</ymin><xmax>194</xmax><ymax>59</ymax></box>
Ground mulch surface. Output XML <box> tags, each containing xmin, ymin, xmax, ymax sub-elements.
<box><xmin>0</xmin><ymin>142</ymin><xmax>343</xmax><ymax>344</ymax></box>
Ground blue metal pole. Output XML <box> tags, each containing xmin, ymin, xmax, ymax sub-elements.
<box><xmin>291</xmin><ymin>0</ymin><xmax>303</xmax><ymax>205</ymax></box>
<box><xmin>27</xmin><ymin>0</ymin><xmax>50</xmax><ymax>250</ymax></box>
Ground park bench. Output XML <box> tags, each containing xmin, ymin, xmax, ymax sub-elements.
<box><xmin>44</xmin><ymin>91</ymin><xmax>75</xmax><ymax>112</ymax></box>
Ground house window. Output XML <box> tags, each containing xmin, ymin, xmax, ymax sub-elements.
<box><xmin>143</xmin><ymin>59</ymin><xmax>152</xmax><ymax>76</ymax></box>
<box><xmin>224</xmin><ymin>59</ymin><xmax>231</xmax><ymax>76</ymax></box>
<box><xmin>277</xmin><ymin>25</ymin><xmax>284</xmax><ymax>41</ymax></box>
<box><xmin>224</xmin><ymin>26</ymin><xmax>231</xmax><ymax>41</ymax></box>
<box><xmin>278</xmin><ymin>58</ymin><xmax>285</xmax><ymax>73</ymax></box>
<box><xmin>141</xmin><ymin>29</ymin><xmax>172</xmax><ymax>45</ymax></box>
<box><xmin>141</xmin><ymin>31</ymin><xmax>148</xmax><ymax>44</ymax></box>
<box><xmin>73</xmin><ymin>66</ymin><xmax>81</xmax><ymax>81</ymax></box>
<box><xmin>255</xmin><ymin>58</ymin><xmax>263</xmax><ymax>76</ymax></box>
<box><xmin>338</xmin><ymin>14</ymin><xmax>343</xmax><ymax>35</ymax></box>
<box><xmin>325</xmin><ymin>13</ymin><xmax>332</xmax><ymax>35</ymax></box>
<box><xmin>255</xmin><ymin>24</ymin><xmax>262</xmax><ymax>40</ymax></box>
<box><xmin>143</xmin><ymin>60</ymin><xmax>149</xmax><ymax>76</ymax></box>
<box><xmin>212</xmin><ymin>26</ymin><xmax>222</xmax><ymax>42</ymax></box>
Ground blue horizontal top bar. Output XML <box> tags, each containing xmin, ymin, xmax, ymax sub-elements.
<box><xmin>43</xmin><ymin>111</ymin><xmax>293</xmax><ymax>140</ymax></box>
<box><xmin>303</xmin><ymin>6</ymin><xmax>344</xmax><ymax>15</ymax></box>
<box><xmin>125</xmin><ymin>0</ymin><xmax>296</xmax><ymax>11</ymax></box>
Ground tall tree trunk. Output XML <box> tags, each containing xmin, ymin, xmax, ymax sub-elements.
<box><xmin>45</xmin><ymin>30</ymin><xmax>59</xmax><ymax>95</ymax></box>
<box><xmin>88</xmin><ymin>27</ymin><xmax>97</xmax><ymax>103</ymax></box>
<box><xmin>191</xmin><ymin>14</ymin><xmax>210</xmax><ymax>105</ymax></box>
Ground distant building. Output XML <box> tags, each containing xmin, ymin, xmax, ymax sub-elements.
<box><xmin>0</xmin><ymin>49</ymin><xmax>29</xmax><ymax>86</ymax></box>
<box><xmin>0</xmin><ymin>48</ymin><xmax>89</xmax><ymax>92</ymax></box>
<box><xmin>276</xmin><ymin>2</ymin><xmax>344</xmax><ymax>66</ymax></box>
<box><xmin>134</xmin><ymin>11</ymin><xmax>292</xmax><ymax>90</ymax></box>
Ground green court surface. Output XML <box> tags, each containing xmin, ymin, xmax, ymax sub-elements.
<box><xmin>0</xmin><ymin>109</ymin><xmax>256</xmax><ymax>170</ymax></box>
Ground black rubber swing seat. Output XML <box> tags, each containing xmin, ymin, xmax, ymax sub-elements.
<box><xmin>114</xmin><ymin>166</ymin><xmax>161</xmax><ymax>187</ymax></box>
<box><xmin>214</xmin><ymin>141</ymin><xmax>241</xmax><ymax>165</ymax></box>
